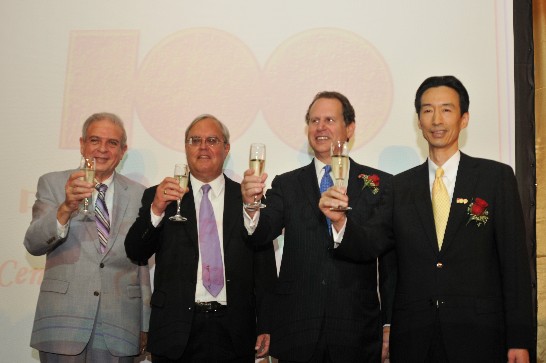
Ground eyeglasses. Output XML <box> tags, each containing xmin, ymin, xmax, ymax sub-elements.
<box><xmin>186</xmin><ymin>136</ymin><xmax>225</xmax><ymax>147</ymax></box>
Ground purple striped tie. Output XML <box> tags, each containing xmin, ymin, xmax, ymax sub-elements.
<box><xmin>95</xmin><ymin>184</ymin><xmax>110</xmax><ymax>254</ymax></box>
<box><xmin>199</xmin><ymin>184</ymin><xmax>224</xmax><ymax>296</ymax></box>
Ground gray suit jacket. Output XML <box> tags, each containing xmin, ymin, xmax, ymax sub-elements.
<box><xmin>24</xmin><ymin>169</ymin><xmax>151</xmax><ymax>357</ymax></box>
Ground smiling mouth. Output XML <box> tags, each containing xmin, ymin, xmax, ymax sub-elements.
<box><xmin>316</xmin><ymin>136</ymin><xmax>330</xmax><ymax>141</ymax></box>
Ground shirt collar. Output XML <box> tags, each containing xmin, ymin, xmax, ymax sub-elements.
<box><xmin>97</xmin><ymin>172</ymin><xmax>114</xmax><ymax>187</ymax></box>
<box><xmin>314</xmin><ymin>158</ymin><xmax>328</xmax><ymax>177</ymax></box>
<box><xmin>428</xmin><ymin>150</ymin><xmax>460</xmax><ymax>182</ymax></box>
<box><xmin>190</xmin><ymin>173</ymin><xmax>225</xmax><ymax>198</ymax></box>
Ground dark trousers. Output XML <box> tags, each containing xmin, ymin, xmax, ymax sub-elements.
<box><xmin>425</xmin><ymin>312</ymin><xmax>449</xmax><ymax>363</ymax></box>
<box><xmin>279</xmin><ymin>318</ymin><xmax>333</xmax><ymax>363</ymax></box>
<box><xmin>152</xmin><ymin>309</ymin><xmax>254</xmax><ymax>363</ymax></box>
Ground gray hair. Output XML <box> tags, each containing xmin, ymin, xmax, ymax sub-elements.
<box><xmin>184</xmin><ymin>114</ymin><xmax>230</xmax><ymax>144</ymax></box>
<box><xmin>81</xmin><ymin>112</ymin><xmax>127</xmax><ymax>148</ymax></box>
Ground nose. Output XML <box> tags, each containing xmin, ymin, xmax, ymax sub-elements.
<box><xmin>197</xmin><ymin>139</ymin><xmax>208</xmax><ymax>149</ymax></box>
<box><xmin>97</xmin><ymin>141</ymin><xmax>108</xmax><ymax>152</ymax></box>
<box><xmin>316</xmin><ymin>119</ymin><xmax>328</xmax><ymax>130</ymax></box>
<box><xmin>431</xmin><ymin>111</ymin><xmax>441</xmax><ymax>125</ymax></box>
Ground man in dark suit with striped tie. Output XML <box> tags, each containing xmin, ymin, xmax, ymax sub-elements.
<box><xmin>241</xmin><ymin>91</ymin><xmax>396</xmax><ymax>362</ymax></box>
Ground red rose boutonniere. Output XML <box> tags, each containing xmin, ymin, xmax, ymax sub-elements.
<box><xmin>358</xmin><ymin>174</ymin><xmax>380</xmax><ymax>195</ymax></box>
<box><xmin>466</xmin><ymin>197</ymin><xmax>489</xmax><ymax>227</ymax></box>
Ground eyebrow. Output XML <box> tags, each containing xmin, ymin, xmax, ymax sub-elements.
<box><xmin>421</xmin><ymin>103</ymin><xmax>456</xmax><ymax>108</ymax></box>
<box><xmin>88</xmin><ymin>136</ymin><xmax>121</xmax><ymax>142</ymax></box>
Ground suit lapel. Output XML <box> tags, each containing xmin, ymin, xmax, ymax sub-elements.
<box><xmin>180</xmin><ymin>181</ymin><xmax>199</xmax><ymax>251</ymax></box>
<box><xmin>441</xmin><ymin>153</ymin><xmax>479</xmax><ymax>253</ymax></box>
<box><xmin>412</xmin><ymin>162</ymin><xmax>440</xmax><ymax>254</ymax></box>
<box><xmin>346</xmin><ymin>158</ymin><xmax>364</xmax><ymax>207</ymax></box>
<box><xmin>106</xmin><ymin>175</ymin><xmax>129</xmax><ymax>255</ymax></box>
<box><xmin>299</xmin><ymin>160</ymin><xmax>323</xmax><ymax>225</ymax></box>
<box><xmin>222</xmin><ymin>176</ymin><xmax>241</xmax><ymax>252</ymax></box>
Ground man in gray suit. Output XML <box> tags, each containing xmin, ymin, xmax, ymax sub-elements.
<box><xmin>24</xmin><ymin>112</ymin><xmax>151</xmax><ymax>362</ymax></box>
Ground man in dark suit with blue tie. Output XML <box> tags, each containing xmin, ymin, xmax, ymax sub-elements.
<box><xmin>241</xmin><ymin>92</ymin><xmax>396</xmax><ymax>362</ymax></box>
<box><xmin>125</xmin><ymin>114</ymin><xmax>277</xmax><ymax>362</ymax></box>
<box><xmin>320</xmin><ymin>76</ymin><xmax>534</xmax><ymax>362</ymax></box>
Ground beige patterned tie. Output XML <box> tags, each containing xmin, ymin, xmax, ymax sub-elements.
<box><xmin>432</xmin><ymin>167</ymin><xmax>450</xmax><ymax>250</ymax></box>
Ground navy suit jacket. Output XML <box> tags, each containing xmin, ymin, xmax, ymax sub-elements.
<box><xmin>338</xmin><ymin>153</ymin><xmax>533</xmax><ymax>362</ymax></box>
<box><xmin>250</xmin><ymin>159</ymin><xmax>395</xmax><ymax>362</ymax></box>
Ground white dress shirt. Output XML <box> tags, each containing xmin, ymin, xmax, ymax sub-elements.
<box><xmin>427</xmin><ymin>150</ymin><xmax>460</xmax><ymax>201</ymax></box>
<box><xmin>151</xmin><ymin>174</ymin><xmax>227</xmax><ymax>304</ymax></box>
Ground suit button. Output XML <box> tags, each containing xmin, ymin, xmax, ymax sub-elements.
<box><xmin>99</xmin><ymin>263</ymin><xmax>104</xmax><ymax>268</ymax></box>
<box><xmin>321</xmin><ymin>280</ymin><xmax>327</xmax><ymax>286</ymax></box>
<box><xmin>436</xmin><ymin>262</ymin><xmax>443</xmax><ymax>268</ymax></box>
<box><xmin>94</xmin><ymin>291</ymin><xmax>100</xmax><ymax>296</ymax></box>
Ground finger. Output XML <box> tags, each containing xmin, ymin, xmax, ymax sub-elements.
<box><xmin>243</xmin><ymin>168</ymin><xmax>255</xmax><ymax>177</ymax></box>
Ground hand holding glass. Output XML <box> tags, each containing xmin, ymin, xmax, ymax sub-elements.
<box><xmin>80</xmin><ymin>156</ymin><xmax>95</xmax><ymax>214</ymax></box>
<box><xmin>330</xmin><ymin>141</ymin><xmax>352</xmax><ymax>211</ymax></box>
<box><xmin>169</xmin><ymin>164</ymin><xmax>189</xmax><ymax>222</ymax></box>
<box><xmin>245</xmin><ymin>143</ymin><xmax>266</xmax><ymax>211</ymax></box>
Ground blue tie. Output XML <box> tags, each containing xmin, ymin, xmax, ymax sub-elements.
<box><xmin>320</xmin><ymin>165</ymin><xmax>334</xmax><ymax>234</ymax></box>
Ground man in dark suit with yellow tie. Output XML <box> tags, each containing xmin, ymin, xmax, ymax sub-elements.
<box><xmin>320</xmin><ymin>76</ymin><xmax>534</xmax><ymax>362</ymax></box>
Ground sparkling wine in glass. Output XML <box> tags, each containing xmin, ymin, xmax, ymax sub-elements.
<box><xmin>80</xmin><ymin>156</ymin><xmax>95</xmax><ymax>214</ymax></box>
<box><xmin>330</xmin><ymin>140</ymin><xmax>352</xmax><ymax>211</ymax></box>
<box><xmin>169</xmin><ymin>163</ymin><xmax>189</xmax><ymax>222</ymax></box>
<box><xmin>246</xmin><ymin>143</ymin><xmax>266</xmax><ymax>210</ymax></box>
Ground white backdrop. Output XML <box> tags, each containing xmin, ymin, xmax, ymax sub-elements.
<box><xmin>0</xmin><ymin>1</ymin><xmax>514</xmax><ymax>361</ymax></box>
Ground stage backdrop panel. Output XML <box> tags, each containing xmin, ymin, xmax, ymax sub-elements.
<box><xmin>0</xmin><ymin>1</ymin><xmax>515</xmax><ymax>361</ymax></box>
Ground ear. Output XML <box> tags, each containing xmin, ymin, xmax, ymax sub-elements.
<box><xmin>346</xmin><ymin>122</ymin><xmax>356</xmax><ymax>140</ymax></box>
<box><xmin>79</xmin><ymin>137</ymin><xmax>85</xmax><ymax>155</ymax></box>
<box><xmin>120</xmin><ymin>144</ymin><xmax>128</xmax><ymax>157</ymax></box>
<box><xmin>417</xmin><ymin>117</ymin><xmax>423</xmax><ymax>130</ymax></box>
<box><xmin>460</xmin><ymin>112</ymin><xmax>469</xmax><ymax>129</ymax></box>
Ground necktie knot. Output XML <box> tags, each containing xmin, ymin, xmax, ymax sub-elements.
<box><xmin>324</xmin><ymin>165</ymin><xmax>332</xmax><ymax>174</ymax></box>
<box><xmin>201</xmin><ymin>184</ymin><xmax>211</xmax><ymax>195</ymax></box>
<box><xmin>435</xmin><ymin>167</ymin><xmax>444</xmax><ymax>179</ymax></box>
<box><xmin>96</xmin><ymin>183</ymin><xmax>108</xmax><ymax>196</ymax></box>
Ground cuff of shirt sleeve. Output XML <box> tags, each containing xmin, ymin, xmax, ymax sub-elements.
<box><xmin>243</xmin><ymin>207</ymin><xmax>260</xmax><ymax>234</ymax></box>
<box><xmin>150</xmin><ymin>204</ymin><xmax>165</xmax><ymax>227</ymax></box>
<box><xmin>331</xmin><ymin>217</ymin><xmax>347</xmax><ymax>244</ymax></box>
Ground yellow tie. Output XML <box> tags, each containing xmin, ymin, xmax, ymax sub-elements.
<box><xmin>432</xmin><ymin>167</ymin><xmax>450</xmax><ymax>250</ymax></box>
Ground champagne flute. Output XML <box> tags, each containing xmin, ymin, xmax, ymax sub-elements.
<box><xmin>80</xmin><ymin>156</ymin><xmax>96</xmax><ymax>214</ymax></box>
<box><xmin>330</xmin><ymin>140</ymin><xmax>352</xmax><ymax>211</ymax></box>
<box><xmin>169</xmin><ymin>163</ymin><xmax>189</xmax><ymax>222</ymax></box>
<box><xmin>246</xmin><ymin>143</ymin><xmax>267</xmax><ymax>210</ymax></box>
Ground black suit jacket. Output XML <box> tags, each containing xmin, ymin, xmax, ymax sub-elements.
<box><xmin>125</xmin><ymin>175</ymin><xmax>277</xmax><ymax>360</ymax></box>
<box><xmin>338</xmin><ymin>153</ymin><xmax>533</xmax><ymax>362</ymax></box>
<box><xmin>250</xmin><ymin>159</ymin><xmax>395</xmax><ymax>362</ymax></box>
